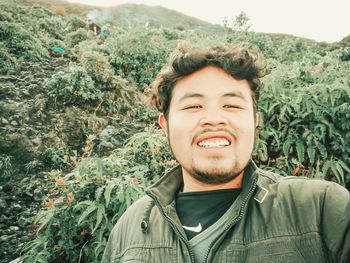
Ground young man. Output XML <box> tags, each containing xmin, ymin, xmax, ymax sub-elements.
<box><xmin>102</xmin><ymin>43</ymin><xmax>350</xmax><ymax>262</ymax></box>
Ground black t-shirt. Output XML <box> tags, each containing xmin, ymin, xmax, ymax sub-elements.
<box><xmin>176</xmin><ymin>188</ymin><xmax>241</xmax><ymax>240</ymax></box>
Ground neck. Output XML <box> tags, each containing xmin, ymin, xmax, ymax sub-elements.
<box><xmin>181</xmin><ymin>170</ymin><xmax>244</xmax><ymax>193</ymax></box>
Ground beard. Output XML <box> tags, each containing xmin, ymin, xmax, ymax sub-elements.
<box><xmin>188</xmin><ymin>161</ymin><xmax>246</xmax><ymax>184</ymax></box>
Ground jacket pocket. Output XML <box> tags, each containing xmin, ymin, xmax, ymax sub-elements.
<box><xmin>224</xmin><ymin>233</ymin><xmax>327</xmax><ymax>263</ymax></box>
<box><xmin>117</xmin><ymin>244</ymin><xmax>177</xmax><ymax>263</ymax></box>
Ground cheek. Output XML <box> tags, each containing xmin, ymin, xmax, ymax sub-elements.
<box><xmin>231</xmin><ymin>117</ymin><xmax>256</xmax><ymax>145</ymax></box>
<box><xmin>168</xmin><ymin>114</ymin><xmax>196</xmax><ymax>146</ymax></box>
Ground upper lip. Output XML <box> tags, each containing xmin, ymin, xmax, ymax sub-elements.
<box><xmin>194</xmin><ymin>131</ymin><xmax>233</xmax><ymax>145</ymax></box>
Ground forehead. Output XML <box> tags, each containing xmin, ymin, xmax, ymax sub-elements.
<box><xmin>171</xmin><ymin>66</ymin><xmax>252</xmax><ymax>101</ymax></box>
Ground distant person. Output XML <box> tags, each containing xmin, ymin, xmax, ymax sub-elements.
<box><xmin>48</xmin><ymin>46</ymin><xmax>65</xmax><ymax>57</ymax></box>
<box><xmin>101</xmin><ymin>23</ymin><xmax>111</xmax><ymax>40</ymax></box>
<box><xmin>87</xmin><ymin>18</ymin><xmax>100</xmax><ymax>35</ymax></box>
<box><xmin>102</xmin><ymin>42</ymin><xmax>350</xmax><ymax>262</ymax></box>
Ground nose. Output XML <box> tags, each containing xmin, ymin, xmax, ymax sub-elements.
<box><xmin>199</xmin><ymin>110</ymin><xmax>228</xmax><ymax>127</ymax></box>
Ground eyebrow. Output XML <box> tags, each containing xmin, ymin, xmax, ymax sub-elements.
<box><xmin>178</xmin><ymin>93</ymin><xmax>204</xmax><ymax>102</ymax></box>
<box><xmin>222</xmin><ymin>91</ymin><xmax>247</xmax><ymax>101</ymax></box>
<box><xmin>178</xmin><ymin>91</ymin><xmax>247</xmax><ymax>102</ymax></box>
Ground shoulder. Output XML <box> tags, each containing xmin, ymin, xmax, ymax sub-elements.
<box><xmin>105</xmin><ymin>196</ymin><xmax>153</xmax><ymax>252</ymax></box>
<box><xmin>114</xmin><ymin>195</ymin><xmax>153</xmax><ymax>229</ymax></box>
<box><xmin>257</xmin><ymin>168</ymin><xmax>349</xmax><ymax>203</ymax></box>
<box><xmin>103</xmin><ymin>195</ymin><xmax>175</xmax><ymax>261</ymax></box>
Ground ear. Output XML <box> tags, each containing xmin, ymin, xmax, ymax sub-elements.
<box><xmin>158</xmin><ymin>113</ymin><xmax>168</xmax><ymax>132</ymax></box>
<box><xmin>255</xmin><ymin>113</ymin><xmax>259</xmax><ymax>128</ymax></box>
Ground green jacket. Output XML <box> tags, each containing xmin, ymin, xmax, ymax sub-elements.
<box><xmin>102</xmin><ymin>161</ymin><xmax>350</xmax><ymax>262</ymax></box>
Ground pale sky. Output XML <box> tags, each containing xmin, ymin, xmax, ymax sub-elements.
<box><xmin>67</xmin><ymin>0</ymin><xmax>350</xmax><ymax>43</ymax></box>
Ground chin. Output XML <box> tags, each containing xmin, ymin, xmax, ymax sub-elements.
<box><xmin>191</xmin><ymin>165</ymin><xmax>243</xmax><ymax>185</ymax></box>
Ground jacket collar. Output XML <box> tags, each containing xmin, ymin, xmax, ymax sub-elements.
<box><xmin>146</xmin><ymin>160</ymin><xmax>259</xmax><ymax>208</ymax></box>
<box><xmin>146</xmin><ymin>165</ymin><xmax>184</xmax><ymax>207</ymax></box>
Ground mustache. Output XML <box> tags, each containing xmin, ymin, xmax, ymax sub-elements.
<box><xmin>191</xmin><ymin>128</ymin><xmax>236</xmax><ymax>145</ymax></box>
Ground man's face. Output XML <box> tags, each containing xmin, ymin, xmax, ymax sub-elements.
<box><xmin>159</xmin><ymin>66</ymin><xmax>258</xmax><ymax>185</ymax></box>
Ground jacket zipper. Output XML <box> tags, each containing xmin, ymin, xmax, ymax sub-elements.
<box><xmin>203</xmin><ymin>176</ymin><xmax>258</xmax><ymax>263</ymax></box>
<box><xmin>147</xmin><ymin>192</ymin><xmax>195</xmax><ymax>263</ymax></box>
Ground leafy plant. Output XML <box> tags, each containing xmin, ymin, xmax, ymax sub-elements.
<box><xmin>46</xmin><ymin>63</ymin><xmax>103</xmax><ymax>107</ymax></box>
<box><xmin>42</xmin><ymin>148</ymin><xmax>69</xmax><ymax>170</ymax></box>
<box><xmin>65</xmin><ymin>28</ymin><xmax>88</xmax><ymax>48</ymax></box>
<box><xmin>79</xmin><ymin>51</ymin><xmax>115</xmax><ymax>89</ymax></box>
<box><xmin>256</xmin><ymin>59</ymin><xmax>350</xmax><ymax>185</ymax></box>
<box><xmin>0</xmin><ymin>154</ymin><xmax>13</xmax><ymax>177</ymax></box>
<box><xmin>0</xmin><ymin>21</ymin><xmax>48</xmax><ymax>60</ymax></box>
<box><xmin>0</xmin><ymin>44</ymin><xmax>18</xmax><ymax>74</ymax></box>
<box><xmin>38</xmin><ymin>16</ymin><xmax>67</xmax><ymax>40</ymax></box>
<box><xmin>21</xmin><ymin>126</ymin><xmax>175</xmax><ymax>262</ymax></box>
<box><xmin>66</xmin><ymin>15</ymin><xmax>86</xmax><ymax>32</ymax></box>
<box><xmin>108</xmin><ymin>31</ymin><xmax>175</xmax><ymax>87</ymax></box>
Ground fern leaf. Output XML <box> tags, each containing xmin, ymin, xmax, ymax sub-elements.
<box><xmin>104</xmin><ymin>183</ymin><xmax>116</xmax><ymax>207</ymax></box>
<box><xmin>78</xmin><ymin>204</ymin><xmax>97</xmax><ymax>225</ymax></box>
<box><xmin>296</xmin><ymin>142</ymin><xmax>305</xmax><ymax>163</ymax></box>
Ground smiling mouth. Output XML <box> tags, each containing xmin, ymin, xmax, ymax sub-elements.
<box><xmin>197</xmin><ymin>137</ymin><xmax>231</xmax><ymax>148</ymax></box>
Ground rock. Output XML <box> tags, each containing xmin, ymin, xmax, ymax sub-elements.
<box><xmin>0</xmin><ymin>198</ymin><xmax>7</xmax><ymax>209</ymax></box>
<box><xmin>2</xmin><ymin>185</ymin><xmax>12</xmax><ymax>193</ymax></box>
<box><xmin>33</xmin><ymin>188</ymin><xmax>42</xmax><ymax>195</ymax></box>
<box><xmin>9</xmin><ymin>226</ymin><xmax>20</xmax><ymax>232</ymax></box>
<box><xmin>0</xmin><ymin>234</ymin><xmax>10</xmax><ymax>242</ymax></box>
<box><xmin>31</xmin><ymin>137</ymin><xmax>41</xmax><ymax>146</ymax></box>
<box><xmin>0</xmin><ymin>214</ymin><xmax>9</xmax><ymax>223</ymax></box>
<box><xmin>8</xmin><ymin>257</ymin><xmax>22</xmax><ymax>263</ymax></box>
<box><xmin>10</xmin><ymin>195</ymin><xmax>17</xmax><ymax>201</ymax></box>
<box><xmin>13</xmin><ymin>203</ymin><xmax>22</xmax><ymax>210</ymax></box>
<box><xmin>23</xmin><ymin>190</ymin><xmax>33</xmax><ymax>198</ymax></box>
<box><xmin>2</xmin><ymin>118</ymin><xmax>9</xmax><ymax>124</ymax></box>
<box><xmin>0</xmin><ymin>233</ymin><xmax>16</xmax><ymax>242</ymax></box>
<box><xmin>20</xmin><ymin>177</ymin><xmax>29</xmax><ymax>183</ymax></box>
<box><xmin>22</xmin><ymin>90</ymin><xmax>30</xmax><ymax>96</ymax></box>
<box><xmin>18</xmin><ymin>217</ymin><xmax>30</xmax><ymax>228</ymax></box>
<box><xmin>20</xmin><ymin>236</ymin><xmax>28</xmax><ymax>243</ymax></box>
<box><xmin>10</xmin><ymin>120</ymin><xmax>18</xmax><ymax>126</ymax></box>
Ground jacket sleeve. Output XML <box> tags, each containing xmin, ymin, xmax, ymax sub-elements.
<box><xmin>101</xmin><ymin>196</ymin><xmax>150</xmax><ymax>262</ymax></box>
<box><xmin>101</xmin><ymin>222</ymin><xmax>120</xmax><ymax>263</ymax></box>
<box><xmin>321</xmin><ymin>182</ymin><xmax>350</xmax><ymax>263</ymax></box>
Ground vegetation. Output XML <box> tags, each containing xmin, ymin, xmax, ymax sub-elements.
<box><xmin>0</xmin><ymin>0</ymin><xmax>349</xmax><ymax>262</ymax></box>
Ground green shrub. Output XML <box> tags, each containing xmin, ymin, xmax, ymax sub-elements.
<box><xmin>257</xmin><ymin>61</ymin><xmax>350</xmax><ymax>184</ymax></box>
<box><xmin>66</xmin><ymin>15</ymin><xmax>86</xmax><ymax>32</ymax></box>
<box><xmin>46</xmin><ymin>63</ymin><xmax>103</xmax><ymax>107</ymax></box>
<box><xmin>226</xmin><ymin>31</ymin><xmax>278</xmax><ymax>59</ymax></box>
<box><xmin>340</xmin><ymin>46</ymin><xmax>350</xmax><ymax>61</ymax></box>
<box><xmin>28</xmin><ymin>5</ymin><xmax>52</xmax><ymax>20</ymax></box>
<box><xmin>65</xmin><ymin>28</ymin><xmax>88</xmax><ymax>48</ymax></box>
<box><xmin>0</xmin><ymin>9</ymin><xmax>13</xmax><ymax>22</ymax></box>
<box><xmin>0</xmin><ymin>44</ymin><xmax>18</xmax><ymax>74</ymax></box>
<box><xmin>0</xmin><ymin>154</ymin><xmax>13</xmax><ymax>177</ymax></box>
<box><xmin>21</xmin><ymin>126</ymin><xmax>175</xmax><ymax>262</ymax></box>
<box><xmin>79</xmin><ymin>51</ymin><xmax>115</xmax><ymax>89</ymax></box>
<box><xmin>0</xmin><ymin>21</ymin><xmax>48</xmax><ymax>60</ymax></box>
<box><xmin>38</xmin><ymin>16</ymin><xmax>67</xmax><ymax>39</ymax></box>
<box><xmin>43</xmin><ymin>147</ymin><xmax>69</xmax><ymax>170</ymax></box>
<box><xmin>108</xmin><ymin>31</ymin><xmax>175</xmax><ymax>87</ymax></box>
<box><xmin>162</xmin><ymin>28</ymin><xmax>179</xmax><ymax>40</ymax></box>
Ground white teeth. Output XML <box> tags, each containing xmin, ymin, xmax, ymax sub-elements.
<box><xmin>198</xmin><ymin>139</ymin><xmax>230</xmax><ymax>148</ymax></box>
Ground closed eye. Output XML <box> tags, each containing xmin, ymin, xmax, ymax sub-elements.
<box><xmin>224</xmin><ymin>105</ymin><xmax>242</xmax><ymax>109</ymax></box>
<box><xmin>183</xmin><ymin>105</ymin><xmax>202</xmax><ymax>110</ymax></box>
